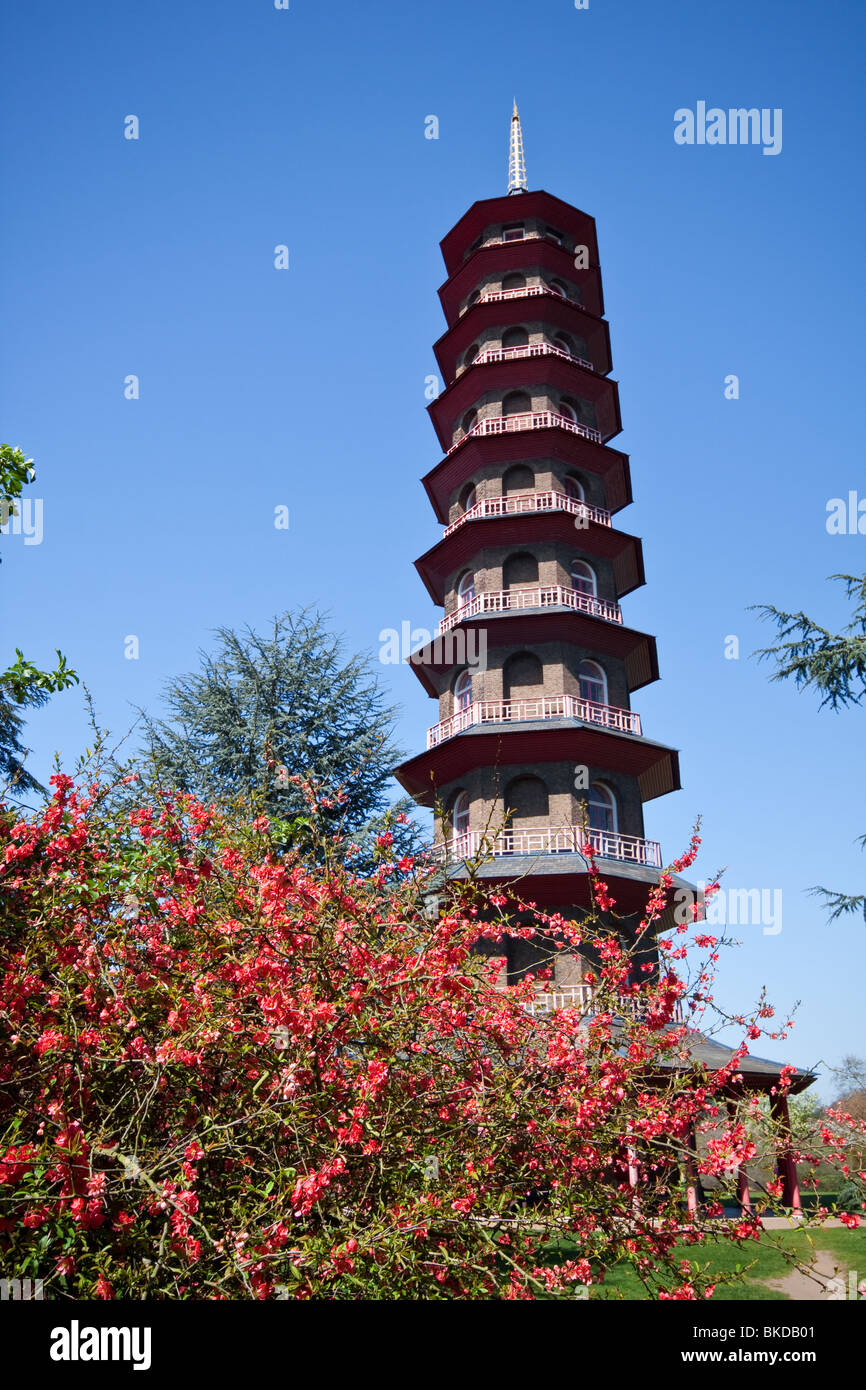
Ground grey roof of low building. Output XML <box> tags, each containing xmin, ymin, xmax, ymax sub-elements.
<box><xmin>663</xmin><ymin>1029</ymin><xmax>816</xmax><ymax>1093</ymax></box>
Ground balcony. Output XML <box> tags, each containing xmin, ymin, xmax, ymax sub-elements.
<box><xmin>523</xmin><ymin>985</ymin><xmax>683</xmax><ymax>1023</ymax></box>
<box><xmin>426</xmin><ymin>694</ymin><xmax>641</xmax><ymax>748</ymax></box>
<box><xmin>473</xmin><ymin>283</ymin><xmax>585</xmax><ymax>313</ymax></box>
<box><xmin>443</xmin><ymin>488</ymin><xmax>611</xmax><ymax>538</ymax></box>
<box><xmin>447</xmin><ymin>409</ymin><xmax>602</xmax><ymax>457</ymax></box>
<box><xmin>437</xmin><ymin>584</ymin><xmax>623</xmax><ymax>634</ymax></box>
<box><xmin>431</xmin><ymin>825</ymin><xmax>662</xmax><ymax>868</ymax></box>
<box><xmin>469</xmin><ymin>341</ymin><xmax>595</xmax><ymax>373</ymax></box>
<box><xmin>479</xmin><ymin>230</ymin><xmax>565</xmax><ymax>253</ymax></box>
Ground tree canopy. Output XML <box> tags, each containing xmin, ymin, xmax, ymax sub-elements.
<box><xmin>752</xmin><ymin>574</ymin><xmax>866</xmax><ymax>923</ymax></box>
<box><xmin>3</xmin><ymin>767</ymin><xmax>860</xmax><ymax>1299</ymax></box>
<box><xmin>139</xmin><ymin>609</ymin><xmax>420</xmax><ymax>862</ymax></box>
<box><xmin>1</xmin><ymin>444</ymin><xmax>78</xmax><ymax>797</ymax></box>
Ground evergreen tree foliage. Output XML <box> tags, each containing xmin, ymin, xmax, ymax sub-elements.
<box><xmin>139</xmin><ymin>609</ymin><xmax>421</xmax><ymax>862</ymax></box>
<box><xmin>752</xmin><ymin>574</ymin><xmax>866</xmax><ymax>923</ymax></box>
<box><xmin>1</xmin><ymin>444</ymin><xmax>78</xmax><ymax>797</ymax></box>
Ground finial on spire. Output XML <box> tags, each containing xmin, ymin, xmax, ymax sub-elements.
<box><xmin>507</xmin><ymin>101</ymin><xmax>527</xmax><ymax>195</ymax></box>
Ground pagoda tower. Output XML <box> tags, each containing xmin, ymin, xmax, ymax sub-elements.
<box><xmin>394</xmin><ymin>110</ymin><xmax>693</xmax><ymax>991</ymax></box>
<box><xmin>395</xmin><ymin>110</ymin><xmax>814</xmax><ymax>1205</ymax></box>
<box><xmin>396</xmin><ymin>106</ymin><xmax>689</xmax><ymax>988</ymax></box>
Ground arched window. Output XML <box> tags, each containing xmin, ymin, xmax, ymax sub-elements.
<box><xmin>549</xmin><ymin>278</ymin><xmax>568</xmax><ymax>298</ymax></box>
<box><xmin>466</xmin><ymin>289</ymin><xmax>480</xmax><ymax>310</ymax></box>
<box><xmin>578</xmin><ymin>659</ymin><xmax>607</xmax><ymax>705</ymax></box>
<box><xmin>456</xmin><ymin>570</ymin><xmax>475</xmax><ymax>606</ymax></box>
<box><xmin>503</xmin><ymin>651</ymin><xmax>544</xmax><ymax>701</ymax></box>
<box><xmin>502</xmin><ymin>326</ymin><xmax>529</xmax><ymax>350</ymax></box>
<box><xmin>503</xmin><ymin>463</ymin><xmax>535</xmax><ymax>495</ymax></box>
<box><xmin>460</xmin><ymin>408</ymin><xmax>477</xmax><ymax>438</ymax></box>
<box><xmin>564</xmin><ymin>474</ymin><xmax>585</xmax><ymax>502</ymax></box>
<box><xmin>454</xmin><ymin>669</ymin><xmax>473</xmax><ymax>710</ymax></box>
<box><xmin>587</xmin><ymin>782</ymin><xmax>617</xmax><ymax>833</ymax></box>
<box><xmin>558</xmin><ymin>398</ymin><xmax>578</xmax><ymax>423</ymax></box>
<box><xmin>459</xmin><ymin>483</ymin><xmax>477</xmax><ymax>513</ymax></box>
<box><xmin>502</xmin><ymin>390</ymin><xmax>532</xmax><ymax>417</ymax></box>
<box><xmin>506</xmin><ymin>775</ymin><xmax>549</xmax><ymax>830</ymax></box>
<box><xmin>464</xmin><ymin>343</ymin><xmax>480</xmax><ymax>368</ymax></box>
<box><xmin>554</xmin><ymin>332</ymin><xmax>574</xmax><ymax>355</ymax></box>
<box><xmin>501</xmin><ymin>272</ymin><xmax>526</xmax><ymax>293</ymax></box>
<box><xmin>571</xmin><ymin>559</ymin><xmax>597</xmax><ymax>596</ymax></box>
<box><xmin>452</xmin><ymin>791</ymin><xmax>471</xmax><ymax>835</ymax></box>
<box><xmin>503</xmin><ymin>551</ymin><xmax>539</xmax><ymax>589</ymax></box>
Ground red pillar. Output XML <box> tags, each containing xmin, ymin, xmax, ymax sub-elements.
<box><xmin>627</xmin><ymin>1145</ymin><xmax>639</xmax><ymax>1193</ymax></box>
<box><xmin>684</xmin><ymin>1126</ymin><xmax>700</xmax><ymax>1216</ymax></box>
<box><xmin>727</xmin><ymin>1099</ymin><xmax>752</xmax><ymax>1214</ymax></box>
<box><xmin>771</xmin><ymin>1093</ymin><xmax>802</xmax><ymax>1214</ymax></box>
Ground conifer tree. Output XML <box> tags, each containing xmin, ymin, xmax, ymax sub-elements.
<box><xmin>139</xmin><ymin>609</ymin><xmax>421</xmax><ymax>862</ymax></box>
<box><xmin>753</xmin><ymin>573</ymin><xmax>866</xmax><ymax>922</ymax></box>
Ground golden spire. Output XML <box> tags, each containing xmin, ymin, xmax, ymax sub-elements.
<box><xmin>507</xmin><ymin>100</ymin><xmax>527</xmax><ymax>195</ymax></box>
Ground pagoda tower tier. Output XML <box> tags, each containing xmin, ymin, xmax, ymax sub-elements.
<box><xmin>414</xmin><ymin>508</ymin><xmax>645</xmax><ymax>605</ymax></box>
<box><xmin>421</xmin><ymin>431</ymin><xmax>633</xmax><ymax>522</ymax></box>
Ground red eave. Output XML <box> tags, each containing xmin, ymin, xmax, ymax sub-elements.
<box><xmin>395</xmin><ymin>726</ymin><xmax>680</xmax><ymax>806</ymax></box>
<box><xmin>427</xmin><ymin>869</ymin><xmax>664</xmax><ymax>918</ymax></box>
<box><xmin>414</xmin><ymin>513</ymin><xmax>645</xmax><ymax>604</ymax></box>
<box><xmin>421</xmin><ymin>432</ymin><xmax>633</xmax><ymax>523</ymax></box>
<box><xmin>439</xmin><ymin>190</ymin><xmax>600</xmax><ymax>278</ymax></box>
<box><xmin>407</xmin><ymin>610</ymin><xmax>660</xmax><ymax>695</ymax></box>
<box><xmin>427</xmin><ymin>356</ymin><xmax>623</xmax><ymax>452</ymax></box>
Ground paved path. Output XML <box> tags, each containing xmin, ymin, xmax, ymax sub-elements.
<box><xmin>759</xmin><ymin>1216</ymin><xmax>845</xmax><ymax>1230</ymax></box>
<box><xmin>764</xmin><ymin>1249</ymin><xmax>853</xmax><ymax>1301</ymax></box>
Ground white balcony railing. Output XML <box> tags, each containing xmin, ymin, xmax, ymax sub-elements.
<box><xmin>523</xmin><ymin>985</ymin><xmax>595</xmax><ymax>1015</ymax></box>
<box><xmin>523</xmin><ymin>986</ymin><xmax>683</xmax><ymax>1023</ymax></box>
<box><xmin>447</xmin><ymin>409</ymin><xmax>602</xmax><ymax>456</ymax></box>
<box><xmin>431</xmin><ymin>825</ymin><xmax>662</xmax><ymax>868</ymax></box>
<box><xmin>443</xmin><ymin>489</ymin><xmax>611</xmax><ymax>538</ymax></box>
<box><xmin>469</xmin><ymin>341</ymin><xmax>594</xmax><ymax>373</ymax></box>
<box><xmin>474</xmin><ymin>284</ymin><xmax>585</xmax><ymax>313</ymax></box>
<box><xmin>437</xmin><ymin>584</ymin><xmax>622</xmax><ymax>634</ymax></box>
<box><xmin>426</xmin><ymin>694</ymin><xmax>641</xmax><ymax>748</ymax></box>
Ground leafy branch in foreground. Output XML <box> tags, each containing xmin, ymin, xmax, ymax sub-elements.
<box><xmin>1</xmin><ymin>766</ymin><xmax>862</xmax><ymax>1300</ymax></box>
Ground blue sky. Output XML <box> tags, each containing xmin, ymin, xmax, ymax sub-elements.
<box><xmin>2</xmin><ymin>0</ymin><xmax>864</xmax><ymax>1096</ymax></box>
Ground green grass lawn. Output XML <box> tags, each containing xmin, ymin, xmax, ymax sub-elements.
<box><xmin>545</xmin><ymin>1228</ymin><xmax>866</xmax><ymax>1300</ymax></box>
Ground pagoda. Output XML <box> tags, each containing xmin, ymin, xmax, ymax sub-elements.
<box><xmin>396</xmin><ymin>104</ymin><xmax>685</xmax><ymax>989</ymax></box>
<box><xmin>394</xmin><ymin>107</ymin><xmax>814</xmax><ymax>1213</ymax></box>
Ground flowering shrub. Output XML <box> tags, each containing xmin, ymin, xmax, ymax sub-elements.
<box><xmin>0</xmin><ymin>772</ymin><xmax>863</xmax><ymax>1299</ymax></box>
